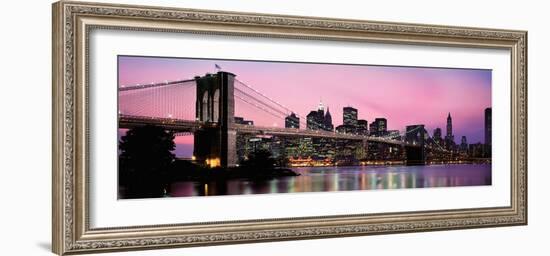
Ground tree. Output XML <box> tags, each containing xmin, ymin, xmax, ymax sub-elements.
<box><xmin>241</xmin><ymin>149</ymin><xmax>276</xmax><ymax>170</ymax></box>
<box><xmin>119</xmin><ymin>125</ymin><xmax>175</xmax><ymax>198</ymax></box>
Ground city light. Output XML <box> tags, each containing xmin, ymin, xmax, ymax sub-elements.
<box><xmin>205</xmin><ymin>158</ymin><xmax>221</xmax><ymax>168</ymax></box>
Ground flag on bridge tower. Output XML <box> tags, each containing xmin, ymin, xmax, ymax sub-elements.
<box><xmin>215</xmin><ymin>64</ymin><xmax>222</xmax><ymax>72</ymax></box>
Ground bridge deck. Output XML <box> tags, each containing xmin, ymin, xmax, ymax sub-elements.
<box><xmin>118</xmin><ymin>115</ymin><xmax>411</xmax><ymax>146</ymax></box>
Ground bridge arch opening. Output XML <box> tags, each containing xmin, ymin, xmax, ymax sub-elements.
<box><xmin>212</xmin><ymin>89</ymin><xmax>220</xmax><ymax>123</ymax></box>
<box><xmin>201</xmin><ymin>92</ymin><xmax>209</xmax><ymax>121</ymax></box>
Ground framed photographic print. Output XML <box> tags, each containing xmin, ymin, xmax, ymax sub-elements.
<box><xmin>52</xmin><ymin>1</ymin><xmax>527</xmax><ymax>255</ymax></box>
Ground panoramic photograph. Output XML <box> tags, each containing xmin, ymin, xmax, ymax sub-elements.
<box><xmin>117</xmin><ymin>55</ymin><xmax>492</xmax><ymax>199</ymax></box>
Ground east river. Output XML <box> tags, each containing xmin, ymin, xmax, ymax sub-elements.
<box><xmin>167</xmin><ymin>164</ymin><xmax>491</xmax><ymax>197</ymax></box>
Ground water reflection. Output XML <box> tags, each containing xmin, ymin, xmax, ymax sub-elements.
<box><xmin>169</xmin><ymin>164</ymin><xmax>491</xmax><ymax>197</ymax></box>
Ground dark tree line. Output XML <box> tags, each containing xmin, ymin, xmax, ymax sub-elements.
<box><xmin>240</xmin><ymin>149</ymin><xmax>276</xmax><ymax>170</ymax></box>
<box><xmin>119</xmin><ymin>125</ymin><xmax>290</xmax><ymax>198</ymax></box>
<box><xmin>119</xmin><ymin>125</ymin><xmax>175</xmax><ymax>198</ymax></box>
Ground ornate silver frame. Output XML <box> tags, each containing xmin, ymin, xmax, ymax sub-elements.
<box><xmin>52</xmin><ymin>1</ymin><xmax>527</xmax><ymax>255</ymax></box>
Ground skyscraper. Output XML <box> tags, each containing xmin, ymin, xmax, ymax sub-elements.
<box><xmin>485</xmin><ymin>107</ymin><xmax>492</xmax><ymax>146</ymax></box>
<box><xmin>285</xmin><ymin>113</ymin><xmax>300</xmax><ymax>129</ymax></box>
<box><xmin>357</xmin><ymin>119</ymin><xmax>369</xmax><ymax>135</ymax></box>
<box><xmin>369</xmin><ymin>122</ymin><xmax>378</xmax><ymax>136</ymax></box>
<box><xmin>484</xmin><ymin>107</ymin><xmax>492</xmax><ymax>158</ymax></box>
<box><xmin>306</xmin><ymin>111</ymin><xmax>321</xmax><ymax>130</ymax></box>
<box><xmin>460</xmin><ymin>136</ymin><xmax>468</xmax><ymax>151</ymax></box>
<box><xmin>376</xmin><ymin>118</ymin><xmax>387</xmax><ymax>133</ymax></box>
<box><xmin>375</xmin><ymin>118</ymin><xmax>387</xmax><ymax>136</ymax></box>
<box><xmin>433</xmin><ymin>128</ymin><xmax>442</xmax><ymax>141</ymax></box>
<box><xmin>343</xmin><ymin>107</ymin><xmax>358</xmax><ymax>126</ymax></box>
<box><xmin>317</xmin><ymin>100</ymin><xmax>325</xmax><ymax>119</ymax></box>
<box><xmin>336</xmin><ymin>106</ymin><xmax>359</xmax><ymax>134</ymax></box>
<box><xmin>432</xmin><ymin>127</ymin><xmax>443</xmax><ymax>147</ymax></box>
<box><xmin>369</xmin><ymin>118</ymin><xmax>387</xmax><ymax>136</ymax></box>
<box><xmin>306</xmin><ymin>101</ymin><xmax>333</xmax><ymax>131</ymax></box>
<box><xmin>324</xmin><ymin>107</ymin><xmax>334</xmax><ymax>131</ymax></box>
<box><xmin>234</xmin><ymin>116</ymin><xmax>254</xmax><ymax>126</ymax></box>
<box><xmin>446</xmin><ymin>112</ymin><xmax>453</xmax><ymax>138</ymax></box>
<box><xmin>445</xmin><ymin>113</ymin><xmax>454</xmax><ymax>145</ymax></box>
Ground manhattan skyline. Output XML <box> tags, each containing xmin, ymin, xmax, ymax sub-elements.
<box><xmin>119</xmin><ymin>55</ymin><xmax>491</xmax><ymax>157</ymax></box>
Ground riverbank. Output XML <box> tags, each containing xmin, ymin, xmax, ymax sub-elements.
<box><xmin>161</xmin><ymin>163</ymin><xmax>493</xmax><ymax>197</ymax></box>
<box><xmin>170</xmin><ymin>160</ymin><xmax>299</xmax><ymax>182</ymax></box>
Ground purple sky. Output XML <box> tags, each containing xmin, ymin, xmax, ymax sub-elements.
<box><xmin>119</xmin><ymin>56</ymin><xmax>491</xmax><ymax>156</ymax></box>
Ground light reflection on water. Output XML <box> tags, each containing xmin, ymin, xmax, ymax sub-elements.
<box><xmin>169</xmin><ymin>164</ymin><xmax>491</xmax><ymax>197</ymax></box>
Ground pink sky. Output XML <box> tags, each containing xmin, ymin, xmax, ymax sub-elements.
<box><xmin>119</xmin><ymin>56</ymin><xmax>491</xmax><ymax>152</ymax></box>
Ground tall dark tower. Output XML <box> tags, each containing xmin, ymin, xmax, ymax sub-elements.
<box><xmin>485</xmin><ymin>108</ymin><xmax>492</xmax><ymax>146</ymax></box>
<box><xmin>405</xmin><ymin>124</ymin><xmax>427</xmax><ymax>165</ymax></box>
<box><xmin>343</xmin><ymin>106</ymin><xmax>358</xmax><ymax>126</ymax></box>
<box><xmin>324</xmin><ymin>107</ymin><xmax>334</xmax><ymax>131</ymax></box>
<box><xmin>193</xmin><ymin>71</ymin><xmax>237</xmax><ymax>168</ymax></box>
<box><xmin>433</xmin><ymin>128</ymin><xmax>442</xmax><ymax>141</ymax></box>
<box><xmin>306</xmin><ymin>111</ymin><xmax>320</xmax><ymax>130</ymax></box>
<box><xmin>444</xmin><ymin>112</ymin><xmax>455</xmax><ymax>149</ymax></box>
<box><xmin>446</xmin><ymin>112</ymin><xmax>453</xmax><ymax>138</ymax></box>
<box><xmin>285</xmin><ymin>112</ymin><xmax>300</xmax><ymax>129</ymax></box>
<box><xmin>317</xmin><ymin>100</ymin><xmax>325</xmax><ymax>118</ymax></box>
<box><xmin>484</xmin><ymin>107</ymin><xmax>492</xmax><ymax>158</ymax></box>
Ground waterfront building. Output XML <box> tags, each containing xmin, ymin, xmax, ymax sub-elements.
<box><xmin>306</xmin><ymin>101</ymin><xmax>334</xmax><ymax>131</ymax></box>
<box><xmin>234</xmin><ymin>116</ymin><xmax>254</xmax><ymax>126</ymax></box>
<box><xmin>433</xmin><ymin>128</ymin><xmax>442</xmax><ymax>140</ymax></box>
<box><xmin>469</xmin><ymin>142</ymin><xmax>485</xmax><ymax>158</ymax></box>
<box><xmin>356</xmin><ymin>119</ymin><xmax>369</xmax><ymax>135</ymax></box>
<box><xmin>285</xmin><ymin>112</ymin><xmax>300</xmax><ymax>129</ymax></box>
<box><xmin>369</xmin><ymin>122</ymin><xmax>378</xmax><ymax>136</ymax></box>
<box><xmin>485</xmin><ymin>107</ymin><xmax>492</xmax><ymax>146</ymax></box>
<box><xmin>460</xmin><ymin>136</ymin><xmax>468</xmax><ymax>152</ymax></box>
<box><xmin>485</xmin><ymin>107</ymin><xmax>492</xmax><ymax>157</ymax></box>
<box><xmin>337</xmin><ymin>106</ymin><xmax>367</xmax><ymax>135</ymax></box>
<box><xmin>323</xmin><ymin>107</ymin><xmax>334</xmax><ymax>131</ymax></box>
<box><xmin>431</xmin><ymin>127</ymin><xmax>443</xmax><ymax>147</ymax></box>
<box><xmin>343</xmin><ymin>107</ymin><xmax>358</xmax><ymax>126</ymax></box>
<box><xmin>370</xmin><ymin>118</ymin><xmax>387</xmax><ymax>136</ymax></box>
<box><xmin>335</xmin><ymin>124</ymin><xmax>356</xmax><ymax>134</ymax></box>
<box><xmin>306</xmin><ymin>111</ymin><xmax>322</xmax><ymax>130</ymax></box>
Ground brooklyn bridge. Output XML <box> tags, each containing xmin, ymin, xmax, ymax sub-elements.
<box><xmin>118</xmin><ymin>71</ymin><xmax>448</xmax><ymax>168</ymax></box>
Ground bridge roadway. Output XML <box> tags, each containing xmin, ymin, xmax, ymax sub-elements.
<box><xmin>118</xmin><ymin>115</ymin><xmax>413</xmax><ymax>147</ymax></box>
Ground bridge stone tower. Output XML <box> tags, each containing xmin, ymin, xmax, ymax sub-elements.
<box><xmin>193</xmin><ymin>72</ymin><xmax>237</xmax><ymax>168</ymax></box>
<box><xmin>404</xmin><ymin>124</ymin><xmax>427</xmax><ymax>165</ymax></box>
